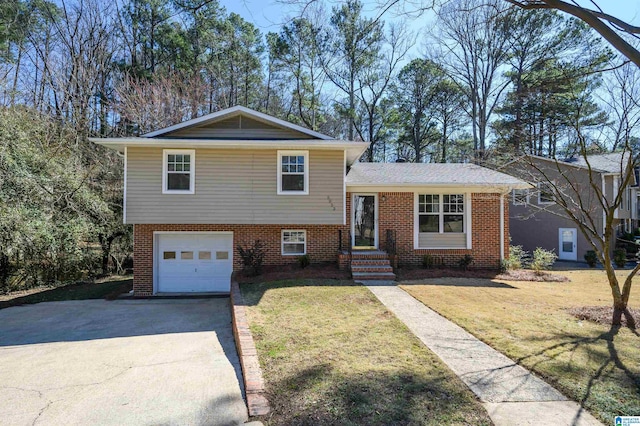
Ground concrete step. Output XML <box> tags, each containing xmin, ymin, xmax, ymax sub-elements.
<box><xmin>352</xmin><ymin>271</ymin><xmax>396</xmax><ymax>281</ymax></box>
<box><xmin>351</xmin><ymin>265</ymin><xmax>394</xmax><ymax>273</ymax></box>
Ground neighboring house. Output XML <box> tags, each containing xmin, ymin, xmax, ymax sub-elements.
<box><xmin>504</xmin><ymin>153</ymin><xmax>638</xmax><ymax>262</ymax></box>
<box><xmin>91</xmin><ymin>106</ymin><xmax>527</xmax><ymax>296</ymax></box>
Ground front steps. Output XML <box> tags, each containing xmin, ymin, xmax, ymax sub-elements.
<box><xmin>350</xmin><ymin>250</ymin><xmax>396</xmax><ymax>281</ymax></box>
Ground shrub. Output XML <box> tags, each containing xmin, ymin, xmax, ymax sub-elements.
<box><xmin>297</xmin><ymin>254</ymin><xmax>311</xmax><ymax>269</ymax></box>
<box><xmin>422</xmin><ymin>254</ymin><xmax>434</xmax><ymax>269</ymax></box>
<box><xmin>237</xmin><ymin>240</ymin><xmax>266</xmax><ymax>276</ymax></box>
<box><xmin>422</xmin><ymin>254</ymin><xmax>443</xmax><ymax>269</ymax></box>
<box><xmin>584</xmin><ymin>250</ymin><xmax>597</xmax><ymax>268</ymax></box>
<box><xmin>503</xmin><ymin>245</ymin><xmax>528</xmax><ymax>270</ymax></box>
<box><xmin>530</xmin><ymin>247</ymin><xmax>557</xmax><ymax>274</ymax></box>
<box><xmin>458</xmin><ymin>254</ymin><xmax>474</xmax><ymax>271</ymax></box>
<box><xmin>613</xmin><ymin>248</ymin><xmax>627</xmax><ymax>268</ymax></box>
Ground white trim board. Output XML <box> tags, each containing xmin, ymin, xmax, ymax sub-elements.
<box><xmin>162</xmin><ymin>149</ymin><xmax>196</xmax><ymax>195</ymax></box>
<box><xmin>143</xmin><ymin>105</ymin><xmax>335</xmax><ymax>140</ymax></box>
<box><xmin>413</xmin><ymin>192</ymin><xmax>471</xmax><ymax>250</ymax></box>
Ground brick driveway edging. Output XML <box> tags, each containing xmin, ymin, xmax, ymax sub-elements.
<box><xmin>230</xmin><ymin>280</ymin><xmax>271</xmax><ymax>417</ymax></box>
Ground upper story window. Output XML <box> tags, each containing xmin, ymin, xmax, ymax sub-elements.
<box><xmin>537</xmin><ymin>182</ymin><xmax>554</xmax><ymax>204</ymax></box>
<box><xmin>512</xmin><ymin>189</ymin><xmax>529</xmax><ymax>206</ymax></box>
<box><xmin>277</xmin><ymin>150</ymin><xmax>309</xmax><ymax>195</ymax></box>
<box><xmin>418</xmin><ymin>194</ymin><xmax>465</xmax><ymax>233</ymax></box>
<box><xmin>163</xmin><ymin>149</ymin><xmax>195</xmax><ymax>194</ymax></box>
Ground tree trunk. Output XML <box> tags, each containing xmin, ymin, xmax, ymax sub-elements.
<box><xmin>441</xmin><ymin>120</ymin><xmax>448</xmax><ymax>163</ymax></box>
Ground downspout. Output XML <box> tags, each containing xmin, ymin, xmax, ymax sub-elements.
<box><xmin>500</xmin><ymin>193</ymin><xmax>505</xmax><ymax>262</ymax></box>
<box><xmin>602</xmin><ymin>174</ymin><xmax>606</xmax><ymax>237</ymax></box>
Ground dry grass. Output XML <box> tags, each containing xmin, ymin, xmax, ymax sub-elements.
<box><xmin>241</xmin><ymin>279</ymin><xmax>492</xmax><ymax>426</ymax></box>
<box><xmin>400</xmin><ymin>270</ymin><xmax>640</xmax><ymax>423</ymax></box>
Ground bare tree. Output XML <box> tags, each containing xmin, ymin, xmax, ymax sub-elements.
<box><xmin>113</xmin><ymin>72</ymin><xmax>208</xmax><ymax>135</ymax></box>
<box><xmin>323</xmin><ymin>0</ymin><xmax>384</xmax><ymax>141</ymax></box>
<box><xmin>435</xmin><ymin>0</ymin><xmax>514</xmax><ymax>159</ymax></box>
<box><xmin>504</xmin><ymin>0</ymin><xmax>640</xmax><ymax>68</ymax></box>
<box><xmin>504</xmin><ymin>62</ymin><xmax>640</xmax><ymax>327</ymax></box>
<box><xmin>355</xmin><ymin>22</ymin><xmax>413</xmax><ymax>161</ymax></box>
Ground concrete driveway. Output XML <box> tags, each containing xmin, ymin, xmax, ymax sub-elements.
<box><xmin>0</xmin><ymin>298</ymin><xmax>248</xmax><ymax>426</ymax></box>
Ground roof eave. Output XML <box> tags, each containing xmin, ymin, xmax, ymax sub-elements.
<box><xmin>345</xmin><ymin>182</ymin><xmax>531</xmax><ymax>189</ymax></box>
<box><xmin>89</xmin><ymin>137</ymin><xmax>369</xmax><ymax>164</ymax></box>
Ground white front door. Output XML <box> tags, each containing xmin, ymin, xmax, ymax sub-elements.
<box><xmin>156</xmin><ymin>233</ymin><xmax>233</xmax><ymax>293</ymax></box>
<box><xmin>558</xmin><ymin>228</ymin><xmax>577</xmax><ymax>261</ymax></box>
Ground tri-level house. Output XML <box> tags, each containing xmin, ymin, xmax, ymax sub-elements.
<box><xmin>504</xmin><ymin>152</ymin><xmax>639</xmax><ymax>262</ymax></box>
<box><xmin>92</xmin><ymin>106</ymin><xmax>528</xmax><ymax>296</ymax></box>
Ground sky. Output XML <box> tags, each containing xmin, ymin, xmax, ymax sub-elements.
<box><xmin>217</xmin><ymin>0</ymin><xmax>640</xmax><ymax>66</ymax></box>
<box><xmin>220</xmin><ymin>0</ymin><xmax>640</xmax><ymax>35</ymax></box>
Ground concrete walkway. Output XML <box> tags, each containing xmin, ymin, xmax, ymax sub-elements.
<box><xmin>362</xmin><ymin>281</ymin><xmax>602</xmax><ymax>426</ymax></box>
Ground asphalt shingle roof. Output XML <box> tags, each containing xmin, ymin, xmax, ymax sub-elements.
<box><xmin>570</xmin><ymin>152</ymin><xmax>628</xmax><ymax>173</ymax></box>
<box><xmin>346</xmin><ymin>162</ymin><xmax>528</xmax><ymax>187</ymax></box>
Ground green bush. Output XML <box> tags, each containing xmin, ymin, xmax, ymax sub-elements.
<box><xmin>530</xmin><ymin>247</ymin><xmax>557</xmax><ymax>274</ymax></box>
<box><xmin>237</xmin><ymin>240</ymin><xmax>267</xmax><ymax>276</ymax></box>
<box><xmin>297</xmin><ymin>254</ymin><xmax>311</xmax><ymax>268</ymax></box>
<box><xmin>502</xmin><ymin>245</ymin><xmax>528</xmax><ymax>270</ymax></box>
<box><xmin>584</xmin><ymin>250</ymin><xmax>597</xmax><ymax>268</ymax></box>
<box><xmin>613</xmin><ymin>249</ymin><xmax>627</xmax><ymax>268</ymax></box>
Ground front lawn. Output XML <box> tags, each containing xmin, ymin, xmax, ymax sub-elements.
<box><xmin>240</xmin><ymin>279</ymin><xmax>491</xmax><ymax>425</ymax></box>
<box><xmin>0</xmin><ymin>276</ymin><xmax>132</xmax><ymax>309</ymax></box>
<box><xmin>400</xmin><ymin>270</ymin><xmax>640</xmax><ymax>423</ymax></box>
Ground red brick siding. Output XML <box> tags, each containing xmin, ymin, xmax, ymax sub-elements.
<box><xmin>133</xmin><ymin>192</ymin><xmax>508</xmax><ymax>295</ymax></box>
<box><xmin>347</xmin><ymin>191</ymin><xmax>507</xmax><ymax>269</ymax></box>
<box><xmin>133</xmin><ymin>223</ymin><xmax>347</xmax><ymax>296</ymax></box>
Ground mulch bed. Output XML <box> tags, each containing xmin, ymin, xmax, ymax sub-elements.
<box><xmin>395</xmin><ymin>267</ymin><xmax>500</xmax><ymax>281</ymax></box>
<box><xmin>235</xmin><ymin>262</ymin><xmax>351</xmax><ymax>284</ymax></box>
<box><xmin>495</xmin><ymin>269</ymin><xmax>570</xmax><ymax>282</ymax></box>
<box><xmin>568</xmin><ymin>305</ymin><xmax>639</xmax><ymax>328</ymax></box>
<box><xmin>396</xmin><ymin>267</ymin><xmax>569</xmax><ymax>282</ymax></box>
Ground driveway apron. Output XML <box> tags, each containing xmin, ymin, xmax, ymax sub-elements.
<box><xmin>0</xmin><ymin>299</ymin><xmax>248</xmax><ymax>426</ymax></box>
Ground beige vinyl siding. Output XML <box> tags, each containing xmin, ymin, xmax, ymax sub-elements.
<box><xmin>167</xmin><ymin>116</ymin><xmax>314</xmax><ymax>139</ymax></box>
<box><xmin>126</xmin><ymin>147</ymin><xmax>343</xmax><ymax>224</ymax></box>
<box><xmin>418</xmin><ymin>233</ymin><xmax>467</xmax><ymax>248</ymax></box>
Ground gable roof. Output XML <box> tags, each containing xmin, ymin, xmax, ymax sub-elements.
<box><xmin>570</xmin><ymin>152</ymin><xmax>629</xmax><ymax>174</ymax></box>
<box><xmin>346</xmin><ymin>163</ymin><xmax>529</xmax><ymax>188</ymax></box>
<box><xmin>503</xmin><ymin>152</ymin><xmax>631</xmax><ymax>175</ymax></box>
<box><xmin>143</xmin><ymin>105</ymin><xmax>334</xmax><ymax>140</ymax></box>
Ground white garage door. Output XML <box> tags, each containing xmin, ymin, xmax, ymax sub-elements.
<box><xmin>156</xmin><ymin>233</ymin><xmax>233</xmax><ymax>293</ymax></box>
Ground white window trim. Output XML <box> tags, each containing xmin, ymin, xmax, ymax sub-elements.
<box><xmin>162</xmin><ymin>149</ymin><xmax>195</xmax><ymax>194</ymax></box>
<box><xmin>512</xmin><ymin>188</ymin><xmax>529</xmax><ymax>206</ymax></box>
<box><xmin>281</xmin><ymin>229</ymin><xmax>307</xmax><ymax>256</ymax></box>
<box><xmin>413</xmin><ymin>192</ymin><xmax>471</xmax><ymax>250</ymax></box>
<box><xmin>277</xmin><ymin>150</ymin><xmax>309</xmax><ymax>195</ymax></box>
<box><xmin>537</xmin><ymin>182</ymin><xmax>555</xmax><ymax>205</ymax></box>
